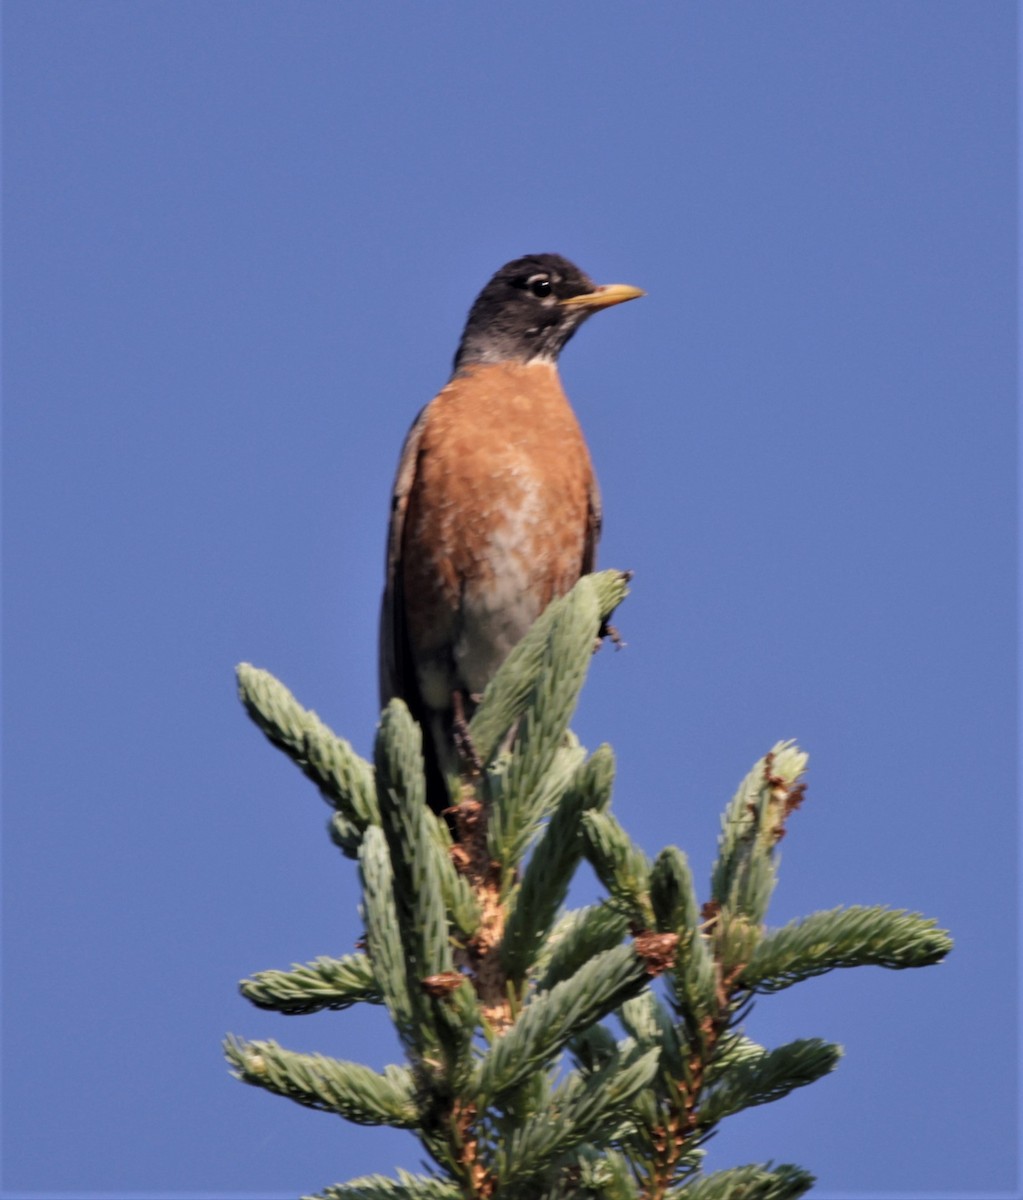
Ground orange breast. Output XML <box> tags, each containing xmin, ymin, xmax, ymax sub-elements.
<box><xmin>401</xmin><ymin>360</ymin><xmax>596</xmax><ymax>693</ymax></box>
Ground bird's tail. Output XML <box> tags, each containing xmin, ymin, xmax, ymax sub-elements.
<box><xmin>421</xmin><ymin>710</ymin><xmax>457</xmax><ymax>818</ymax></box>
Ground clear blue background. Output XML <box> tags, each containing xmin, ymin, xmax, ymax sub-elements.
<box><xmin>3</xmin><ymin>3</ymin><xmax>1017</xmax><ymax>1198</ymax></box>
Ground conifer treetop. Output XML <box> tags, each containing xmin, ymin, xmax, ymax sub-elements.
<box><xmin>229</xmin><ymin>572</ymin><xmax>951</xmax><ymax>1199</ymax></box>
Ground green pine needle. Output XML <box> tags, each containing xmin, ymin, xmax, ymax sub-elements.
<box><xmin>571</xmin><ymin>1148</ymin><xmax>641</xmax><ymax>1200</ymax></box>
<box><xmin>494</xmin><ymin>1046</ymin><xmax>660</xmax><ymax>1188</ymax></box>
<box><xmin>374</xmin><ymin>701</ymin><xmax>454</xmax><ymax>982</ymax></box>
<box><xmin>650</xmin><ymin>845</ymin><xmax>701</xmax><ymax>938</ymax></box>
<box><xmin>359</xmin><ymin>827</ymin><xmax>416</xmax><ymax>1050</ymax></box>
<box><xmin>224</xmin><ymin>1036</ymin><xmax>419</xmax><ymax>1127</ymax></box>
<box><xmin>237</xmin><ymin>663</ymin><xmax>379</xmax><ymax>839</ymax></box>
<box><xmin>536</xmin><ymin>903</ymin><xmax>631</xmax><ymax>991</ymax></box>
<box><xmin>673</xmin><ymin>1162</ymin><xmax>815</xmax><ymax>1200</ymax></box>
<box><xmin>581</xmin><ymin>809</ymin><xmax>654</xmax><ymax>928</ymax></box>
<box><xmin>240</xmin><ymin>953</ymin><xmax>381</xmax><ymax>1016</ymax></box>
<box><xmin>487</xmin><ymin>738</ymin><xmax>588</xmax><ymax>888</ymax></box>
<box><xmin>469</xmin><ymin>570</ymin><xmax>629</xmax><ymax>768</ymax></box>
<box><xmin>741</xmin><ymin>905</ymin><xmax>953</xmax><ymax>992</ymax></box>
<box><xmin>304</xmin><ymin>1169</ymin><xmax>461</xmax><ymax>1200</ymax></box>
<box><xmin>699</xmin><ymin>1038</ymin><xmax>842</xmax><ymax>1127</ymax></box>
<box><xmin>618</xmin><ymin>990</ymin><xmax>685</xmax><ymax>1080</ymax></box>
<box><xmin>474</xmin><ymin>943</ymin><xmax>650</xmax><ymax>1106</ymax></box>
<box><xmin>232</xmin><ymin>581</ymin><xmax>951</xmax><ymax>1199</ymax></box>
<box><xmin>502</xmin><ymin>745</ymin><xmax>617</xmax><ymax>981</ymax></box>
<box><xmin>489</xmin><ymin>579</ymin><xmax>603</xmax><ymax>868</ymax></box>
<box><xmin>711</xmin><ymin>742</ymin><xmax>808</xmax><ymax>924</ymax></box>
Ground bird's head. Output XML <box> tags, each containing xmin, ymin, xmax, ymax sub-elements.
<box><xmin>453</xmin><ymin>253</ymin><xmax>643</xmax><ymax>372</ymax></box>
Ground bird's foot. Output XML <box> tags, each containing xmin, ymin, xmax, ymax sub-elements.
<box><xmin>595</xmin><ymin>619</ymin><xmax>626</xmax><ymax>652</ymax></box>
<box><xmin>594</xmin><ymin>569</ymin><xmax>632</xmax><ymax>652</ymax></box>
<box><xmin>452</xmin><ymin>690</ymin><xmax>484</xmax><ymax>776</ymax></box>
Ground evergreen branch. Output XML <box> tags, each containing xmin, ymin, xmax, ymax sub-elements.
<box><xmin>650</xmin><ymin>846</ymin><xmax>701</xmax><ymax>939</ymax></box>
<box><xmin>649</xmin><ymin>847</ymin><xmax>718</xmax><ymax>1035</ymax></box>
<box><xmin>671</xmin><ymin>1162</ymin><xmax>815</xmax><ymax>1200</ymax></box>
<box><xmin>469</xmin><ymin>570</ymin><xmax>630</xmax><ymax>767</ymax></box>
<box><xmin>359</xmin><ymin>826</ymin><xmax>416</xmax><ymax>1049</ymax></box>
<box><xmin>426</xmin><ymin>820</ymin><xmax>481</xmax><ymax>941</ymax></box>
<box><xmin>569</xmin><ymin>1022</ymin><xmax>621</xmax><ymax>1076</ymax></box>
<box><xmin>240</xmin><ymin>953</ymin><xmax>381</xmax><ymax>1015</ymax></box>
<box><xmin>698</xmin><ymin>1038</ymin><xmax>841</xmax><ymax>1128</ymax></box>
<box><xmin>581</xmin><ymin>810</ymin><xmax>655</xmax><ymax>927</ymax></box>
<box><xmin>234</xmin><ymin>595</ymin><xmax>951</xmax><ymax>1198</ymax></box>
<box><xmin>571</xmin><ymin>1148</ymin><xmax>639</xmax><ymax>1200</ymax></box>
<box><xmin>224</xmin><ymin>1036</ymin><xmax>418</xmax><ymax>1127</ymax></box>
<box><xmin>555</xmin><ymin>1043</ymin><xmax>656</xmax><ymax>1144</ymax></box>
<box><xmin>374</xmin><ymin>701</ymin><xmax>453</xmax><ymax>982</ymax></box>
<box><xmin>237</xmin><ymin>664</ymin><xmax>379</xmax><ymax>845</ymax></box>
<box><xmin>703</xmin><ymin>1034</ymin><xmax>769</xmax><ymax>1085</ymax></box>
<box><xmin>330</xmin><ymin>812</ymin><xmax>365</xmax><ymax>857</ymax></box>
<box><xmin>710</xmin><ymin>742</ymin><xmax>807</xmax><ymax>925</ymax></box>
<box><xmin>740</xmin><ymin>905</ymin><xmax>953</xmax><ymax>992</ymax></box>
<box><xmin>492</xmin><ymin>1068</ymin><xmax>554</xmax><ymax>1142</ymax></box>
<box><xmin>618</xmin><ymin>989</ymin><xmax>686</xmax><ymax>1080</ymax></box>
<box><xmin>521</xmin><ymin>733</ymin><xmax>589</xmax><ymax>832</ymax></box>
<box><xmin>488</xmin><ymin>578</ymin><xmax>603</xmax><ymax>869</ymax></box>
<box><xmin>374</xmin><ymin>701</ymin><xmax>481</xmax><ymax>1083</ymax></box>
<box><xmin>377</xmin><ymin>794</ymin><xmax>478</xmax><ymax>938</ymax></box>
<box><xmin>305</xmin><ymin>1170</ymin><xmax>460</xmax><ymax>1200</ymax></box>
<box><xmin>474</xmin><ymin>943</ymin><xmax>651</xmax><ymax>1106</ymax></box>
<box><xmin>502</xmin><ymin>745</ymin><xmax>616</xmax><ymax>982</ymax></box>
<box><xmin>536</xmin><ymin>903</ymin><xmax>631</xmax><ymax>991</ymax></box>
<box><xmin>487</xmin><ymin>738</ymin><xmax>588</xmax><ymax>890</ymax></box>
<box><xmin>495</xmin><ymin>1046</ymin><xmax>661</xmax><ymax>1190</ymax></box>
<box><xmin>588</xmin><ymin>568</ymin><xmax>632</xmax><ymax>629</ymax></box>
<box><xmin>711</xmin><ymin>751</ymin><xmax>771</xmax><ymax>887</ymax></box>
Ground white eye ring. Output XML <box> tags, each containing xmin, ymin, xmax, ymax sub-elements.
<box><xmin>526</xmin><ymin>274</ymin><xmax>553</xmax><ymax>298</ymax></box>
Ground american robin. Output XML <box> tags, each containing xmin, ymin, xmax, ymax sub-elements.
<box><xmin>379</xmin><ymin>253</ymin><xmax>643</xmax><ymax>812</ymax></box>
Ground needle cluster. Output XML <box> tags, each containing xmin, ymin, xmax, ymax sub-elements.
<box><xmin>227</xmin><ymin>572</ymin><xmax>951</xmax><ymax>1200</ymax></box>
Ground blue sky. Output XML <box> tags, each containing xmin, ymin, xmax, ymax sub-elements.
<box><xmin>3</xmin><ymin>3</ymin><xmax>1017</xmax><ymax>1198</ymax></box>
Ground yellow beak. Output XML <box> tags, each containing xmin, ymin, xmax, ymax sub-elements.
<box><xmin>559</xmin><ymin>282</ymin><xmax>645</xmax><ymax>311</ymax></box>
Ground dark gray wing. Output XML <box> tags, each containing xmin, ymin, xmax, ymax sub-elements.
<box><xmin>582</xmin><ymin>468</ymin><xmax>602</xmax><ymax>574</ymax></box>
<box><xmin>378</xmin><ymin>406</ymin><xmax>429</xmax><ymax>709</ymax></box>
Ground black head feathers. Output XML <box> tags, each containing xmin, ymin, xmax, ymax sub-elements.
<box><xmin>453</xmin><ymin>254</ymin><xmax>643</xmax><ymax>372</ymax></box>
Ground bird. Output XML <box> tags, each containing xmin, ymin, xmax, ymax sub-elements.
<box><xmin>379</xmin><ymin>253</ymin><xmax>644</xmax><ymax>813</ymax></box>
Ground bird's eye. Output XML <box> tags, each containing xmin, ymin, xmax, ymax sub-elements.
<box><xmin>528</xmin><ymin>275</ymin><xmax>552</xmax><ymax>298</ymax></box>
